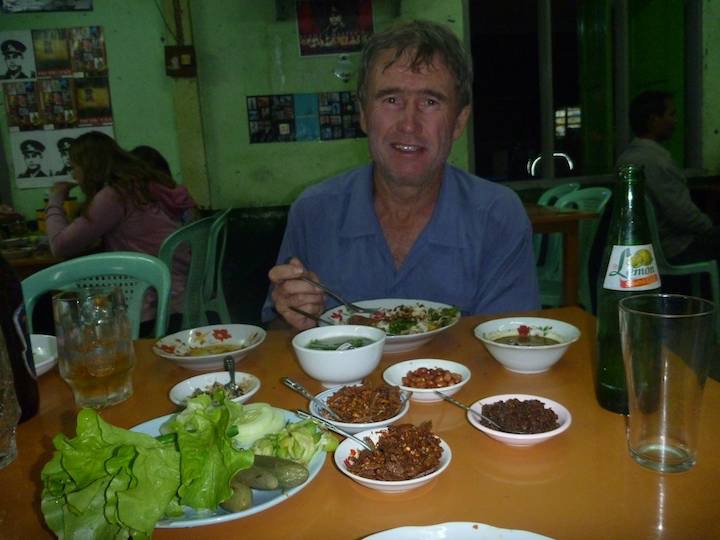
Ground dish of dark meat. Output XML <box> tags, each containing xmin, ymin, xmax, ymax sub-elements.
<box><xmin>345</xmin><ymin>422</ymin><xmax>443</xmax><ymax>481</ymax></box>
<box><xmin>480</xmin><ymin>398</ymin><xmax>559</xmax><ymax>434</ymax></box>
<box><xmin>326</xmin><ymin>383</ymin><xmax>403</xmax><ymax>423</ymax></box>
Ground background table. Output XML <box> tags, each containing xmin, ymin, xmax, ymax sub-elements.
<box><xmin>2</xmin><ymin>307</ymin><xmax>719</xmax><ymax>539</ymax></box>
<box><xmin>525</xmin><ymin>203</ymin><xmax>598</xmax><ymax>306</ymax></box>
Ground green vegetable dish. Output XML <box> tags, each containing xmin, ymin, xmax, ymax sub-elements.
<box><xmin>307</xmin><ymin>336</ymin><xmax>375</xmax><ymax>350</ymax></box>
<box><xmin>40</xmin><ymin>390</ymin><xmax>337</xmax><ymax>538</ymax></box>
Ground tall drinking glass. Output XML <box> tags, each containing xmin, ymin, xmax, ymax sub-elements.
<box><xmin>619</xmin><ymin>293</ymin><xmax>715</xmax><ymax>472</ymax></box>
<box><xmin>53</xmin><ymin>287</ymin><xmax>135</xmax><ymax>408</ymax></box>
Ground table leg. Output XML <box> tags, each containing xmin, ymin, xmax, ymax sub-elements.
<box><xmin>562</xmin><ymin>225</ymin><xmax>579</xmax><ymax>306</ymax></box>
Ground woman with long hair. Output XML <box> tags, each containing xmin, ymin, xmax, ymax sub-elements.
<box><xmin>46</xmin><ymin>131</ymin><xmax>196</xmax><ymax>328</ymax></box>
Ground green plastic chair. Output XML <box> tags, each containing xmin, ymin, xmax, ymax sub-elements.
<box><xmin>21</xmin><ymin>252</ymin><xmax>171</xmax><ymax>339</ymax></box>
<box><xmin>533</xmin><ymin>182</ymin><xmax>580</xmax><ymax>263</ymax></box>
<box><xmin>538</xmin><ymin>187</ymin><xmax>612</xmax><ymax>310</ymax></box>
<box><xmin>645</xmin><ymin>196</ymin><xmax>720</xmax><ymax>337</ymax></box>
<box><xmin>158</xmin><ymin>213</ymin><xmax>216</xmax><ymax>330</ymax></box>
<box><xmin>203</xmin><ymin>208</ymin><xmax>232</xmax><ymax>324</ymax></box>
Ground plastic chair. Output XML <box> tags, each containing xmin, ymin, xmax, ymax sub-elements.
<box><xmin>538</xmin><ymin>187</ymin><xmax>612</xmax><ymax>310</ymax></box>
<box><xmin>158</xmin><ymin>213</ymin><xmax>216</xmax><ymax>330</ymax></box>
<box><xmin>533</xmin><ymin>182</ymin><xmax>580</xmax><ymax>263</ymax></box>
<box><xmin>645</xmin><ymin>196</ymin><xmax>720</xmax><ymax>337</ymax></box>
<box><xmin>22</xmin><ymin>252</ymin><xmax>171</xmax><ymax>339</ymax></box>
<box><xmin>203</xmin><ymin>208</ymin><xmax>232</xmax><ymax>324</ymax></box>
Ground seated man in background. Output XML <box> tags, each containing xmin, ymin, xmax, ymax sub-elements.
<box><xmin>264</xmin><ymin>20</ymin><xmax>539</xmax><ymax>330</ymax></box>
<box><xmin>617</xmin><ymin>91</ymin><xmax>720</xmax><ymax>266</ymax></box>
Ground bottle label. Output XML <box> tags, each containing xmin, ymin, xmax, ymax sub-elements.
<box><xmin>603</xmin><ymin>244</ymin><xmax>661</xmax><ymax>291</ymax></box>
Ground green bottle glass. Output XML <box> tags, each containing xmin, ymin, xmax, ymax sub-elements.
<box><xmin>595</xmin><ymin>164</ymin><xmax>661</xmax><ymax>414</ymax></box>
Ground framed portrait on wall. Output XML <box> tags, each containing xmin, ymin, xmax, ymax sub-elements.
<box><xmin>296</xmin><ymin>0</ymin><xmax>374</xmax><ymax>56</ymax></box>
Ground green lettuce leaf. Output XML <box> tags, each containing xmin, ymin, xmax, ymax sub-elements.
<box><xmin>40</xmin><ymin>409</ymin><xmax>180</xmax><ymax>539</ymax></box>
<box><xmin>251</xmin><ymin>419</ymin><xmax>338</xmax><ymax>466</ymax></box>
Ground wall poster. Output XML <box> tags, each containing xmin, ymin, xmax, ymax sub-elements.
<box><xmin>0</xmin><ymin>25</ymin><xmax>113</xmax><ymax>189</ymax></box>
<box><xmin>296</xmin><ymin>0</ymin><xmax>374</xmax><ymax>56</ymax></box>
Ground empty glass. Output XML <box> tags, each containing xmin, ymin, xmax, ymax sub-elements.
<box><xmin>53</xmin><ymin>287</ymin><xmax>135</xmax><ymax>408</ymax></box>
<box><xmin>619</xmin><ymin>293</ymin><xmax>715</xmax><ymax>472</ymax></box>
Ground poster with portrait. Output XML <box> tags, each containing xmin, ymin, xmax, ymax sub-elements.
<box><xmin>74</xmin><ymin>77</ymin><xmax>111</xmax><ymax>125</ymax></box>
<box><xmin>296</xmin><ymin>0</ymin><xmax>373</xmax><ymax>56</ymax></box>
<box><xmin>0</xmin><ymin>30</ymin><xmax>37</xmax><ymax>80</ymax></box>
<box><xmin>3</xmin><ymin>80</ymin><xmax>41</xmax><ymax>130</ymax></box>
<box><xmin>38</xmin><ymin>78</ymin><xmax>77</xmax><ymax>128</ymax></box>
<box><xmin>32</xmin><ymin>28</ymin><xmax>72</xmax><ymax>78</ymax></box>
<box><xmin>69</xmin><ymin>26</ymin><xmax>107</xmax><ymax>76</ymax></box>
<box><xmin>9</xmin><ymin>125</ymin><xmax>113</xmax><ymax>188</ymax></box>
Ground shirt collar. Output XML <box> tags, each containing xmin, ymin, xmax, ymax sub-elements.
<box><xmin>339</xmin><ymin>164</ymin><xmax>465</xmax><ymax>247</ymax></box>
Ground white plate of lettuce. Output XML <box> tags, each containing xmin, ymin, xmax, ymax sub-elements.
<box><xmin>132</xmin><ymin>409</ymin><xmax>327</xmax><ymax>528</ymax></box>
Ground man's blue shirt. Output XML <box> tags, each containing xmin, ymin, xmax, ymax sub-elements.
<box><xmin>262</xmin><ymin>164</ymin><xmax>540</xmax><ymax>321</ymax></box>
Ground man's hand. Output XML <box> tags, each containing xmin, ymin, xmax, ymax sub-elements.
<box><xmin>268</xmin><ymin>257</ymin><xmax>325</xmax><ymax>330</ymax></box>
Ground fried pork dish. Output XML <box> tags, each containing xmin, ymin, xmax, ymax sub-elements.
<box><xmin>481</xmin><ymin>398</ymin><xmax>559</xmax><ymax>433</ymax></box>
<box><xmin>345</xmin><ymin>422</ymin><xmax>443</xmax><ymax>481</ymax></box>
<box><xmin>326</xmin><ymin>383</ymin><xmax>403</xmax><ymax>423</ymax></box>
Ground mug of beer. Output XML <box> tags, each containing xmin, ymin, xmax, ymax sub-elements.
<box><xmin>53</xmin><ymin>287</ymin><xmax>135</xmax><ymax>408</ymax></box>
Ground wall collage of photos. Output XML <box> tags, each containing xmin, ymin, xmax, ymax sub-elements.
<box><xmin>247</xmin><ymin>91</ymin><xmax>364</xmax><ymax>144</ymax></box>
<box><xmin>1</xmin><ymin>25</ymin><xmax>113</xmax><ymax>188</ymax></box>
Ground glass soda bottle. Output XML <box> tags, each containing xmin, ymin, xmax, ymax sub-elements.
<box><xmin>0</xmin><ymin>252</ymin><xmax>39</xmax><ymax>423</ymax></box>
<box><xmin>596</xmin><ymin>164</ymin><xmax>661</xmax><ymax>414</ymax></box>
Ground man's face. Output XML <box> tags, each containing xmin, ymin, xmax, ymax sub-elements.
<box><xmin>360</xmin><ymin>49</ymin><xmax>470</xmax><ymax>190</ymax></box>
<box><xmin>23</xmin><ymin>150</ymin><xmax>42</xmax><ymax>171</ymax></box>
<box><xmin>4</xmin><ymin>51</ymin><xmax>22</xmax><ymax>72</ymax></box>
<box><xmin>650</xmin><ymin>98</ymin><xmax>677</xmax><ymax>142</ymax></box>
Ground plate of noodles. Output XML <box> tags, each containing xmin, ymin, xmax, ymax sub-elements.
<box><xmin>153</xmin><ymin>324</ymin><xmax>267</xmax><ymax>371</ymax></box>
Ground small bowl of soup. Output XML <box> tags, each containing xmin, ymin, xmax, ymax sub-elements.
<box><xmin>473</xmin><ymin>317</ymin><xmax>580</xmax><ymax>373</ymax></box>
<box><xmin>292</xmin><ymin>325</ymin><xmax>386</xmax><ymax>387</ymax></box>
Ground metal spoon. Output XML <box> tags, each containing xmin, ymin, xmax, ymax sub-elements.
<box><xmin>223</xmin><ymin>356</ymin><xmax>239</xmax><ymax>394</ymax></box>
<box><xmin>281</xmin><ymin>377</ymin><xmax>342</xmax><ymax>421</ymax></box>
<box><xmin>295</xmin><ymin>409</ymin><xmax>375</xmax><ymax>451</ymax></box>
<box><xmin>434</xmin><ymin>391</ymin><xmax>526</xmax><ymax>434</ymax></box>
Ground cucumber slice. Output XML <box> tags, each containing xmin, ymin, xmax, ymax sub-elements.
<box><xmin>232</xmin><ymin>403</ymin><xmax>275</xmax><ymax>447</ymax></box>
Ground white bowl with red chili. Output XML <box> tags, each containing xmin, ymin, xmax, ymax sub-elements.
<box><xmin>310</xmin><ymin>383</ymin><xmax>411</xmax><ymax>434</ymax></box>
<box><xmin>467</xmin><ymin>393</ymin><xmax>572</xmax><ymax>447</ymax></box>
<box><xmin>334</xmin><ymin>423</ymin><xmax>452</xmax><ymax>493</ymax></box>
<box><xmin>473</xmin><ymin>317</ymin><xmax>580</xmax><ymax>374</ymax></box>
<box><xmin>382</xmin><ymin>359</ymin><xmax>471</xmax><ymax>402</ymax></box>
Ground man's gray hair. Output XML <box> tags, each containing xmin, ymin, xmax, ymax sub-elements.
<box><xmin>357</xmin><ymin>19</ymin><xmax>473</xmax><ymax>110</ymax></box>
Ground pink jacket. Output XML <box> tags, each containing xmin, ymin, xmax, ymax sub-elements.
<box><xmin>46</xmin><ymin>184</ymin><xmax>196</xmax><ymax>321</ymax></box>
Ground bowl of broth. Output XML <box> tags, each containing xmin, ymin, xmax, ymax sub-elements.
<box><xmin>473</xmin><ymin>317</ymin><xmax>580</xmax><ymax>373</ymax></box>
<box><xmin>292</xmin><ymin>325</ymin><xmax>386</xmax><ymax>387</ymax></box>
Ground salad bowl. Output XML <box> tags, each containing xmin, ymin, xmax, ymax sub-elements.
<box><xmin>322</xmin><ymin>299</ymin><xmax>460</xmax><ymax>354</ymax></box>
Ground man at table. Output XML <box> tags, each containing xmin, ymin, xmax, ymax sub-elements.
<box><xmin>264</xmin><ymin>20</ymin><xmax>539</xmax><ymax>329</ymax></box>
<box><xmin>617</xmin><ymin>91</ymin><xmax>720</xmax><ymax>266</ymax></box>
